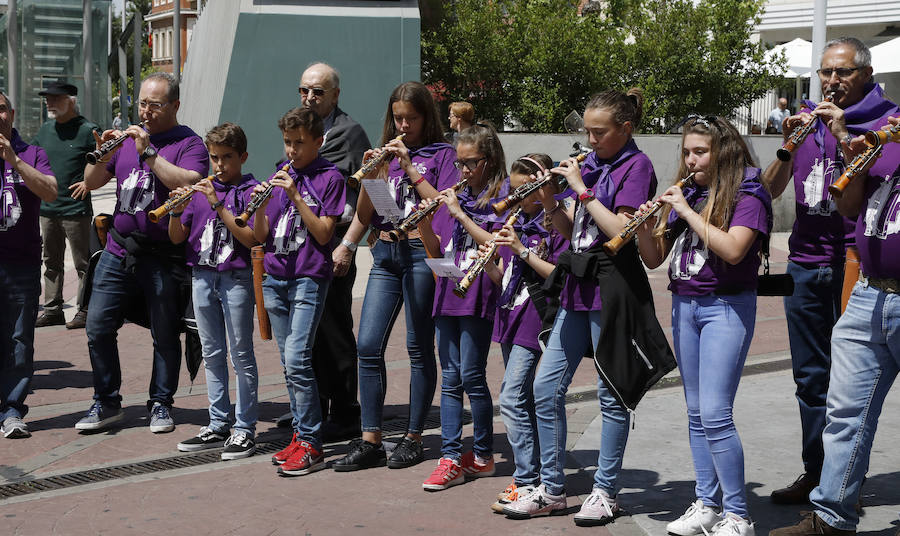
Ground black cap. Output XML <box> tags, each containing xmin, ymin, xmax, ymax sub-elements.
<box><xmin>39</xmin><ymin>80</ymin><xmax>78</xmax><ymax>97</ymax></box>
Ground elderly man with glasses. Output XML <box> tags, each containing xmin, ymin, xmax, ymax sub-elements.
<box><xmin>762</xmin><ymin>37</ymin><xmax>900</xmax><ymax>517</ymax></box>
<box><xmin>74</xmin><ymin>72</ymin><xmax>209</xmax><ymax>434</ymax></box>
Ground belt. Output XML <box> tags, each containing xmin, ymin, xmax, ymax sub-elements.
<box><xmin>859</xmin><ymin>272</ymin><xmax>900</xmax><ymax>294</ymax></box>
<box><xmin>378</xmin><ymin>228</ymin><xmax>422</xmax><ymax>242</ymax></box>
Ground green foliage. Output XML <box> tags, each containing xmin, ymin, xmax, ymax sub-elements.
<box><xmin>422</xmin><ymin>0</ymin><xmax>788</xmax><ymax>133</ymax></box>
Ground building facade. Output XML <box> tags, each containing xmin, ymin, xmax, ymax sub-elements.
<box><xmin>147</xmin><ymin>0</ymin><xmax>201</xmax><ymax>75</ymax></box>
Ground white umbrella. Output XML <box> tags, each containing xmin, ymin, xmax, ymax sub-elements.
<box><xmin>870</xmin><ymin>37</ymin><xmax>900</xmax><ymax>74</ymax></box>
<box><xmin>766</xmin><ymin>37</ymin><xmax>813</xmax><ymax>78</ymax></box>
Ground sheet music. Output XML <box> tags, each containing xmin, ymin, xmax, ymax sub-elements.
<box><xmin>425</xmin><ymin>258</ymin><xmax>465</xmax><ymax>278</ymax></box>
<box><xmin>362</xmin><ymin>178</ymin><xmax>404</xmax><ymax>222</ymax></box>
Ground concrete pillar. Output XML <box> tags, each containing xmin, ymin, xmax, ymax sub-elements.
<box><xmin>83</xmin><ymin>0</ymin><xmax>94</xmax><ymax>120</ymax></box>
<box><xmin>173</xmin><ymin>0</ymin><xmax>181</xmax><ymax>81</ymax></box>
<box><xmin>7</xmin><ymin>0</ymin><xmax>18</xmax><ymax>126</ymax></box>
<box><xmin>810</xmin><ymin>0</ymin><xmax>827</xmax><ymax>102</ymax></box>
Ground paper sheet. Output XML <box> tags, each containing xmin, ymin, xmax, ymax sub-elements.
<box><xmin>362</xmin><ymin>178</ymin><xmax>404</xmax><ymax>223</ymax></box>
<box><xmin>425</xmin><ymin>258</ymin><xmax>465</xmax><ymax>279</ymax></box>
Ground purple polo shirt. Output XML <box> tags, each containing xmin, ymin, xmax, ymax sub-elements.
<box><xmin>492</xmin><ymin>212</ymin><xmax>569</xmax><ymax>351</ymax></box>
<box><xmin>857</xmin><ymin>162</ymin><xmax>900</xmax><ymax>279</ymax></box>
<box><xmin>667</xmin><ymin>168</ymin><xmax>772</xmax><ymax>296</ymax></box>
<box><xmin>561</xmin><ymin>140</ymin><xmax>657</xmax><ymax>311</ymax></box>
<box><xmin>181</xmin><ymin>174</ymin><xmax>258</xmax><ymax>271</ymax></box>
<box><xmin>0</xmin><ymin>129</ymin><xmax>54</xmax><ymax>264</ymax></box>
<box><xmin>262</xmin><ymin>157</ymin><xmax>346</xmax><ymax>280</ymax></box>
<box><xmin>369</xmin><ymin>142</ymin><xmax>457</xmax><ymax>232</ymax></box>
<box><xmin>790</xmin><ymin>84</ymin><xmax>900</xmax><ymax>266</ymax></box>
<box><xmin>104</xmin><ymin>124</ymin><xmax>209</xmax><ymax>257</ymax></box>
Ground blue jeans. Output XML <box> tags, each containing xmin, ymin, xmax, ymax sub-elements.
<box><xmin>435</xmin><ymin>315</ymin><xmax>494</xmax><ymax>460</ymax></box>
<box><xmin>673</xmin><ymin>291</ymin><xmax>756</xmax><ymax>519</ymax></box>
<box><xmin>0</xmin><ymin>262</ymin><xmax>40</xmax><ymax>421</ymax></box>
<box><xmin>533</xmin><ymin>308</ymin><xmax>630</xmax><ymax>497</ymax></box>
<box><xmin>357</xmin><ymin>239</ymin><xmax>436</xmax><ymax>434</ymax></box>
<box><xmin>784</xmin><ymin>261</ymin><xmax>843</xmax><ymax>476</ymax></box>
<box><xmin>86</xmin><ymin>250</ymin><xmax>183</xmax><ymax>407</ymax></box>
<box><xmin>192</xmin><ymin>267</ymin><xmax>258</xmax><ymax>436</ymax></box>
<box><xmin>264</xmin><ymin>275</ymin><xmax>329</xmax><ymax>449</ymax></box>
<box><xmin>812</xmin><ymin>282</ymin><xmax>900</xmax><ymax>530</ymax></box>
<box><xmin>500</xmin><ymin>343</ymin><xmax>541</xmax><ymax>486</ymax></box>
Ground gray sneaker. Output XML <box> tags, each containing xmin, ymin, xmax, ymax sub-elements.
<box><xmin>75</xmin><ymin>401</ymin><xmax>125</xmax><ymax>431</ymax></box>
<box><xmin>1</xmin><ymin>416</ymin><xmax>31</xmax><ymax>438</ymax></box>
<box><xmin>149</xmin><ymin>402</ymin><xmax>175</xmax><ymax>433</ymax></box>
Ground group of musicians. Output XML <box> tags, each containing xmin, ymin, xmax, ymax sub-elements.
<box><xmin>2</xmin><ymin>35</ymin><xmax>899</xmax><ymax>534</ymax></box>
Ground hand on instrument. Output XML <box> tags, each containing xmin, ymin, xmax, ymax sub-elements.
<box><xmin>333</xmin><ymin>245</ymin><xmax>353</xmax><ymax>277</ymax></box>
<box><xmin>385</xmin><ymin>136</ymin><xmax>412</xmax><ymax>172</ymax></box>
<box><xmin>416</xmin><ymin>198</ymin><xmax>438</xmax><ymax>226</ymax></box>
<box><xmin>475</xmin><ymin>240</ymin><xmax>499</xmax><ymax>262</ymax></box>
<box><xmin>167</xmin><ymin>185</ymin><xmax>194</xmax><ymax>212</ymax></box>
<box><xmin>251</xmin><ymin>182</ymin><xmax>275</xmax><ymax>210</ymax></box>
<box><xmin>549</xmin><ymin>157</ymin><xmax>586</xmax><ymax>194</ymax></box>
<box><xmin>494</xmin><ymin>223</ymin><xmax>525</xmax><ymax>256</ymax></box>
<box><xmin>633</xmin><ymin>200</ymin><xmax>660</xmax><ymax>235</ymax></box>
<box><xmin>192</xmin><ymin>179</ymin><xmax>218</xmax><ymax>206</ymax></box>
<box><xmin>439</xmin><ymin>187</ymin><xmax>463</xmax><ymax>219</ymax></box>
<box><xmin>0</xmin><ymin>133</ymin><xmax>16</xmax><ymax>164</ymax></box>
<box><xmin>782</xmin><ymin>112</ymin><xmax>814</xmax><ymax>141</ymax></box>
<box><xmin>127</xmin><ymin>124</ymin><xmax>151</xmax><ymax>155</ymax></box>
<box><xmin>69</xmin><ymin>181</ymin><xmax>89</xmax><ymax>200</ymax></box>
<box><xmin>658</xmin><ymin>183</ymin><xmax>691</xmax><ymax>219</ymax></box>
<box><xmin>270</xmin><ymin>169</ymin><xmax>299</xmax><ymax>198</ymax></box>
<box><xmin>361</xmin><ymin>148</ymin><xmax>389</xmax><ymax>180</ymax></box>
<box><xmin>814</xmin><ymin>100</ymin><xmax>850</xmax><ymax>142</ymax></box>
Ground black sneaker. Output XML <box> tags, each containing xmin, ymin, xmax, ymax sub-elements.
<box><xmin>387</xmin><ymin>436</ymin><xmax>424</xmax><ymax>469</ymax></box>
<box><xmin>177</xmin><ymin>426</ymin><xmax>228</xmax><ymax>452</ymax></box>
<box><xmin>332</xmin><ymin>439</ymin><xmax>386</xmax><ymax>472</ymax></box>
<box><xmin>221</xmin><ymin>431</ymin><xmax>256</xmax><ymax>460</ymax></box>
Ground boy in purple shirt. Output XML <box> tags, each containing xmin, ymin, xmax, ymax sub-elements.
<box><xmin>168</xmin><ymin>123</ymin><xmax>260</xmax><ymax>460</ymax></box>
<box><xmin>76</xmin><ymin>72</ymin><xmax>209</xmax><ymax>434</ymax></box>
<box><xmin>254</xmin><ymin>108</ymin><xmax>346</xmax><ymax>477</ymax></box>
<box><xmin>0</xmin><ymin>91</ymin><xmax>58</xmax><ymax>439</ymax></box>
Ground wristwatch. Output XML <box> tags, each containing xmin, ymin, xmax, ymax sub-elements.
<box><xmin>578</xmin><ymin>188</ymin><xmax>595</xmax><ymax>202</ymax></box>
<box><xmin>341</xmin><ymin>238</ymin><xmax>358</xmax><ymax>252</ymax></box>
<box><xmin>140</xmin><ymin>146</ymin><xmax>157</xmax><ymax>162</ymax></box>
<box><xmin>210</xmin><ymin>199</ymin><xmax>225</xmax><ymax>210</ymax></box>
<box><xmin>518</xmin><ymin>248</ymin><xmax>530</xmax><ymax>261</ymax></box>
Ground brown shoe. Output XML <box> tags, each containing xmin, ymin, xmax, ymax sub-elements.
<box><xmin>769</xmin><ymin>512</ymin><xmax>855</xmax><ymax>536</ymax></box>
<box><xmin>771</xmin><ymin>472</ymin><xmax>818</xmax><ymax>504</ymax></box>
<box><xmin>65</xmin><ymin>310</ymin><xmax>88</xmax><ymax>329</ymax></box>
<box><xmin>35</xmin><ymin>312</ymin><xmax>66</xmax><ymax>328</ymax></box>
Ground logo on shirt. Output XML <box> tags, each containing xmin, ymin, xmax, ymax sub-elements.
<box><xmin>444</xmin><ymin>231</ymin><xmax>479</xmax><ymax>272</ymax></box>
<box><xmin>198</xmin><ymin>218</ymin><xmax>234</xmax><ymax>267</ymax></box>
<box><xmin>273</xmin><ymin>206</ymin><xmax>308</xmax><ymax>254</ymax></box>
<box><xmin>669</xmin><ymin>230</ymin><xmax>708</xmax><ymax>280</ymax></box>
<box><xmin>388</xmin><ymin>174</ymin><xmax>418</xmax><ymax>221</ymax></box>
<box><xmin>572</xmin><ymin>202</ymin><xmax>599</xmax><ymax>252</ymax></box>
<box><xmin>118</xmin><ymin>168</ymin><xmax>156</xmax><ymax>215</ymax></box>
<box><xmin>802</xmin><ymin>158</ymin><xmax>839</xmax><ymax>216</ymax></box>
<box><xmin>863</xmin><ymin>176</ymin><xmax>900</xmax><ymax>240</ymax></box>
<box><xmin>0</xmin><ymin>169</ymin><xmax>23</xmax><ymax>231</ymax></box>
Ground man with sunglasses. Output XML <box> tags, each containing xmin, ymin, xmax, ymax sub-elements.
<box><xmin>75</xmin><ymin>72</ymin><xmax>209</xmax><ymax>434</ymax></box>
<box><xmin>292</xmin><ymin>62</ymin><xmax>370</xmax><ymax>441</ymax></box>
<box><xmin>763</xmin><ymin>37</ymin><xmax>900</xmax><ymax>513</ymax></box>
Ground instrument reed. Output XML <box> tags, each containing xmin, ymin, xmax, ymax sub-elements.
<box><xmin>234</xmin><ymin>161</ymin><xmax>292</xmax><ymax>228</ymax></box>
<box><xmin>492</xmin><ymin>146</ymin><xmax>590</xmax><ymax>215</ymax></box>
<box><xmin>829</xmin><ymin>124</ymin><xmax>900</xmax><ymax>198</ymax></box>
<box><xmin>147</xmin><ymin>172</ymin><xmax>221</xmax><ymax>223</ymax></box>
<box><xmin>602</xmin><ymin>173</ymin><xmax>696</xmax><ymax>256</ymax></box>
<box><xmin>776</xmin><ymin>94</ymin><xmax>833</xmax><ymax>162</ymax></box>
<box><xmin>453</xmin><ymin>207</ymin><xmax>523</xmax><ymax>298</ymax></box>
<box><xmin>348</xmin><ymin>134</ymin><xmax>406</xmax><ymax>189</ymax></box>
<box><xmin>85</xmin><ymin>122</ymin><xmax>147</xmax><ymax>165</ymax></box>
<box><xmin>388</xmin><ymin>176</ymin><xmax>468</xmax><ymax>241</ymax></box>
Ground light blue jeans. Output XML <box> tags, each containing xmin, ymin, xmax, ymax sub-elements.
<box><xmin>533</xmin><ymin>308</ymin><xmax>631</xmax><ymax>497</ymax></box>
<box><xmin>672</xmin><ymin>291</ymin><xmax>756</xmax><ymax>519</ymax></box>
<box><xmin>812</xmin><ymin>282</ymin><xmax>900</xmax><ymax>530</ymax></box>
<box><xmin>263</xmin><ymin>276</ymin><xmax>329</xmax><ymax>450</ymax></box>
<box><xmin>500</xmin><ymin>343</ymin><xmax>541</xmax><ymax>486</ymax></box>
<box><xmin>192</xmin><ymin>267</ymin><xmax>258</xmax><ymax>436</ymax></box>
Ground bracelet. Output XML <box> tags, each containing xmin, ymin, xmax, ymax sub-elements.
<box><xmin>340</xmin><ymin>238</ymin><xmax>358</xmax><ymax>252</ymax></box>
<box><xmin>412</xmin><ymin>175</ymin><xmax>426</xmax><ymax>186</ymax></box>
<box><xmin>210</xmin><ymin>199</ymin><xmax>225</xmax><ymax>210</ymax></box>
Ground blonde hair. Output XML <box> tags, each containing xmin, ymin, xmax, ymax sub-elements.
<box><xmin>449</xmin><ymin>101</ymin><xmax>475</xmax><ymax>123</ymax></box>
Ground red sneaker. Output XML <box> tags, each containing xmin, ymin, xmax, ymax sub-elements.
<box><xmin>271</xmin><ymin>433</ymin><xmax>301</xmax><ymax>465</ymax></box>
<box><xmin>461</xmin><ymin>451</ymin><xmax>495</xmax><ymax>478</ymax></box>
<box><xmin>277</xmin><ymin>441</ymin><xmax>325</xmax><ymax>477</ymax></box>
<box><xmin>422</xmin><ymin>457</ymin><xmax>464</xmax><ymax>491</ymax></box>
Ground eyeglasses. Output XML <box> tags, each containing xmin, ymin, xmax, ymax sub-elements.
<box><xmin>139</xmin><ymin>100</ymin><xmax>169</xmax><ymax>112</ymax></box>
<box><xmin>816</xmin><ymin>67</ymin><xmax>862</xmax><ymax>79</ymax></box>
<box><xmin>299</xmin><ymin>86</ymin><xmax>330</xmax><ymax>97</ymax></box>
<box><xmin>453</xmin><ymin>157</ymin><xmax>486</xmax><ymax>172</ymax></box>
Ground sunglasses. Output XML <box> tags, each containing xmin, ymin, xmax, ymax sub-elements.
<box><xmin>299</xmin><ymin>86</ymin><xmax>330</xmax><ymax>97</ymax></box>
<box><xmin>816</xmin><ymin>67</ymin><xmax>862</xmax><ymax>79</ymax></box>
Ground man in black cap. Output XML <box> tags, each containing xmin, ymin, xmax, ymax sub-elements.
<box><xmin>32</xmin><ymin>80</ymin><xmax>100</xmax><ymax>329</ymax></box>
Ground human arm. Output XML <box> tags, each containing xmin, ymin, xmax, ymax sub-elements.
<box><xmin>493</xmin><ymin>224</ymin><xmax>556</xmax><ymax>280</ymax></box>
<box><xmin>441</xmin><ymin>187</ymin><xmax>494</xmax><ymax>245</ymax></box>
<box><xmin>835</xmin><ymin>129</ymin><xmax>878</xmax><ymax>219</ymax></box>
<box><xmin>0</xmin><ymin>136</ymin><xmax>56</xmax><ymax>202</ymax></box>
<box><xmin>549</xmin><ymin>156</ymin><xmax>634</xmax><ymax>240</ymax></box>
<box><xmin>633</xmin><ymin>201</ymin><xmax>673</xmax><ymax>269</ymax></box>
<box><xmin>195</xmin><ymin>181</ymin><xmax>258</xmax><ymax>249</ymax></box>
<box><xmin>166</xmin><ymin>185</ymin><xmax>194</xmax><ymax>244</ymax></box>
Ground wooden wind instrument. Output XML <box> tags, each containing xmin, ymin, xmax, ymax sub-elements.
<box><xmin>147</xmin><ymin>173</ymin><xmax>220</xmax><ymax>223</ymax></box>
<box><xmin>388</xmin><ymin>177</ymin><xmax>468</xmax><ymax>241</ymax></box>
<box><xmin>348</xmin><ymin>134</ymin><xmax>406</xmax><ymax>188</ymax></box>
<box><xmin>251</xmin><ymin>246</ymin><xmax>272</xmax><ymax>340</ymax></box>
<box><xmin>453</xmin><ymin>207</ymin><xmax>523</xmax><ymax>298</ymax></box>
<box><xmin>492</xmin><ymin>149</ymin><xmax>590</xmax><ymax>215</ymax></box>
<box><xmin>829</xmin><ymin>123</ymin><xmax>900</xmax><ymax>198</ymax></box>
<box><xmin>776</xmin><ymin>93</ymin><xmax>833</xmax><ymax>162</ymax></box>
<box><xmin>235</xmin><ymin>161</ymin><xmax>292</xmax><ymax>228</ymax></box>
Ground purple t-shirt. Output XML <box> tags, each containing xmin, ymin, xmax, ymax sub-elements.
<box><xmin>181</xmin><ymin>174</ymin><xmax>258</xmax><ymax>272</ymax></box>
<box><xmin>105</xmin><ymin>125</ymin><xmax>209</xmax><ymax>257</ymax></box>
<box><xmin>790</xmin><ymin>84</ymin><xmax>900</xmax><ymax>266</ymax></box>
<box><xmin>492</xmin><ymin>212</ymin><xmax>569</xmax><ymax>350</ymax></box>
<box><xmin>667</xmin><ymin>168</ymin><xmax>772</xmax><ymax>296</ymax></box>
<box><xmin>561</xmin><ymin>140</ymin><xmax>657</xmax><ymax>311</ymax></box>
<box><xmin>0</xmin><ymin>129</ymin><xmax>53</xmax><ymax>265</ymax></box>
<box><xmin>262</xmin><ymin>157</ymin><xmax>346</xmax><ymax>280</ymax></box>
<box><xmin>857</xmin><ymin>166</ymin><xmax>900</xmax><ymax>279</ymax></box>
<box><xmin>369</xmin><ymin>143</ymin><xmax>457</xmax><ymax>231</ymax></box>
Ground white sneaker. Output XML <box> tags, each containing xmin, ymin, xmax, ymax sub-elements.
<box><xmin>574</xmin><ymin>487</ymin><xmax>620</xmax><ymax>526</ymax></box>
<box><xmin>502</xmin><ymin>484</ymin><xmax>567</xmax><ymax>519</ymax></box>
<box><xmin>667</xmin><ymin>499</ymin><xmax>721</xmax><ymax>536</ymax></box>
<box><xmin>710</xmin><ymin>513</ymin><xmax>755</xmax><ymax>536</ymax></box>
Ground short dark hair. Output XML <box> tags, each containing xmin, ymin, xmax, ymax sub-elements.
<box><xmin>205</xmin><ymin>122</ymin><xmax>248</xmax><ymax>154</ymax></box>
<box><xmin>278</xmin><ymin>107</ymin><xmax>324</xmax><ymax>138</ymax></box>
<box><xmin>144</xmin><ymin>72</ymin><xmax>179</xmax><ymax>102</ymax></box>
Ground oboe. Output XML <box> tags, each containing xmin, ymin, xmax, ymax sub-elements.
<box><xmin>85</xmin><ymin>122</ymin><xmax>147</xmax><ymax>165</ymax></box>
<box><xmin>602</xmin><ymin>172</ymin><xmax>696</xmax><ymax>256</ymax></box>
<box><xmin>234</xmin><ymin>161</ymin><xmax>292</xmax><ymax>228</ymax></box>
<box><xmin>388</xmin><ymin>176</ymin><xmax>468</xmax><ymax>241</ymax></box>
<box><xmin>453</xmin><ymin>207</ymin><xmax>523</xmax><ymax>298</ymax></box>
<box><xmin>829</xmin><ymin>123</ymin><xmax>900</xmax><ymax>198</ymax></box>
<box><xmin>348</xmin><ymin>134</ymin><xmax>406</xmax><ymax>189</ymax></box>
<box><xmin>776</xmin><ymin>93</ymin><xmax>833</xmax><ymax>162</ymax></box>
<box><xmin>147</xmin><ymin>172</ymin><xmax>221</xmax><ymax>223</ymax></box>
<box><xmin>492</xmin><ymin>146</ymin><xmax>590</xmax><ymax>215</ymax></box>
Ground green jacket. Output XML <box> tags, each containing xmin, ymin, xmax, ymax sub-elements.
<box><xmin>33</xmin><ymin>116</ymin><xmax>99</xmax><ymax>217</ymax></box>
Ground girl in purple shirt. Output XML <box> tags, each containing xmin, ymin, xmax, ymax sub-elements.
<box><xmin>636</xmin><ymin>116</ymin><xmax>771</xmax><ymax>535</ymax></box>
